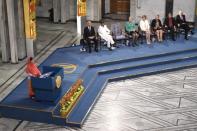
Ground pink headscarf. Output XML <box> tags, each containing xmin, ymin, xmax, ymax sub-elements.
<box><xmin>26</xmin><ymin>57</ymin><xmax>41</xmax><ymax>77</ymax></box>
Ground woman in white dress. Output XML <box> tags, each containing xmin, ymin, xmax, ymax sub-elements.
<box><xmin>140</xmin><ymin>15</ymin><xmax>151</xmax><ymax>44</ymax></box>
<box><xmin>98</xmin><ymin>21</ymin><xmax>115</xmax><ymax>51</ymax></box>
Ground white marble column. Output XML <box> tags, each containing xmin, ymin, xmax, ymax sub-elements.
<box><xmin>60</xmin><ymin>0</ymin><xmax>69</xmax><ymax>23</ymax></box>
<box><xmin>130</xmin><ymin>0</ymin><xmax>136</xmax><ymax>20</ymax></box>
<box><xmin>86</xmin><ymin>0</ymin><xmax>93</xmax><ymax>20</ymax></box>
<box><xmin>196</xmin><ymin>1</ymin><xmax>197</xmax><ymax>26</ymax></box>
<box><xmin>6</xmin><ymin>0</ymin><xmax>18</xmax><ymax>63</ymax></box>
<box><xmin>65</xmin><ymin>0</ymin><xmax>70</xmax><ymax>21</ymax></box>
<box><xmin>0</xmin><ymin>0</ymin><xmax>10</xmax><ymax>62</ymax></box>
<box><xmin>69</xmin><ymin>0</ymin><xmax>77</xmax><ymax>20</ymax></box>
<box><xmin>105</xmin><ymin>0</ymin><xmax>110</xmax><ymax>14</ymax></box>
<box><xmin>87</xmin><ymin>0</ymin><xmax>101</xmax><ymax>21</ymax></box>
<box><xmin>94</xmin><ymin>0</ymin><xmax>102</xmax><ymax>21</ymax></box>
<box><xmin>15</xmin><ymin>0</ymin><xmax>26</xmax><ymax>60</ymax></box>
<box><xmin>53</xmin><ymin>0</ymin><xmax>61</xmax><ymax>23</ymax></box>
<box><xmin>77</xmin><ymin>0</ymin><xmax>81</xmax><ymax>35</ymax></box>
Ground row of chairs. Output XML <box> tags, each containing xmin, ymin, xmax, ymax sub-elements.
<box><xmin>81</xmin><ymin>22</ymin><xmax>195</xmax><ymax>52</ymax></box>
<box><xmin>110</xmin><ymin>22</ymin><xmax>194</xmax><ymax>45</ymax></box>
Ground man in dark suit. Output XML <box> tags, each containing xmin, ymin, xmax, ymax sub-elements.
<box><xmin>176</xmin><ymin>11</ymin><xmax>190</xmax><ymax>40</ymax></box>
<box><xmin>164</xmin><ymin>13</ymin><xmax>177</xmax><ymax>41</ymax></box>
<box><xmin>83</xmin><ymin>20</ymin><xmax>98</xmax><ymax>53</ymax></box>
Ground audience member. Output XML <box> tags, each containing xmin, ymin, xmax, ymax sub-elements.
<box><xmin>125</xmin><ymin>16</ymin><xmax>139</xmax><ymax>46</ymax></box>
<box><xmin>83</xmin><ymin>20</ymin><xmax>98</xmax><ymax>53</ymax></box>
<box><xmin>164</xmin><ymin>13</ymin><xmax>177</xmax><ymax>41</ymax></box>
<box><xmin>176</xmin><ymin>10</ymin><xmax>190</xmax><ymax>40</ymax></box>
<box><xmin>98</xmin><ymin>20</ymin><xmax>115</xmax><ymax>51</ymax></box>
<box><xmin>80</xmin><ymin>11</ymin><xmax>192</xmax><ymax>53</ymax></box>
<box><xmin>151</xmin><ymin>15</ymin><xmax>163</xmax><ymax>42</ymax></box>
<box><xmin>140</xmin><ymin>15</ymin><xmax>151</xmax><ymax>44</ymax></box>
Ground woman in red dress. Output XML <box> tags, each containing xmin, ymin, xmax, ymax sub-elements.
<box><xmin>26</xmin><ymin>57</ymin><xmax>41</xmax><ymax>98</ymax></box>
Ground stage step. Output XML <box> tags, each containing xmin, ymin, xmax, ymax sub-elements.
<box><xmin>80</xmin><ymin>49</ymin><xmax>197</xmax><ymax>93</ymax></box>
<box><xmin>67</xmin><ymin>52</ymin><xmax>197</xmax><ymax>126</ymax></box>
<box><xmin>82</xmin><ymin>48</ymin><xmax>197</xmax><ymax>87</ymax></box>
<box><xmin>52</xmin><ymin>48</ymin><xmax>197</xmax><ymax>119</ymax></box>
<box><xmin>88</xmin><ymin>48</ymin><xmax>197</xmax><ymax>68</ymax></box>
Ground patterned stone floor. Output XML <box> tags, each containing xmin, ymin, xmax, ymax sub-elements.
<box><xmin>1</xmin><ymin>67</ymin><xmax>197</xmax><ymax>131</ymax></box>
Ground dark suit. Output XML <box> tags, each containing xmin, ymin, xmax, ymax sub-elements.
<box><xmin>151</xmin><ymin>19</ymin><xmax>162</xmax><ymax>30</ymax></box>
<box><xmin>164</xmin><ymin>17</ymin><xmax>177</xmax><ymax>40</ymax></box>
<box><xmin>176</xmin><ymin>14</ymin><xmax>190</xmax><ymax>39</ymax></box>
<box><xmin>83</xmin><ymin>26</ymin><xmax>98</xmax><ymax>53</ymax></box>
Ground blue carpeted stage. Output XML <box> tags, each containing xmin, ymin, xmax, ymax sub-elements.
<box><xmin>0</xmin><ymin>34</ymin><xmax>197</xmax><ymax>127</ymax></box>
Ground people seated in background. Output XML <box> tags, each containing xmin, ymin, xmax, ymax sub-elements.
<box><xmin>110</xmin><ymin>23</ymin><xmax>125</xmax><ymax>47</ymax></box>
<box><xmin>98</xmin><ymin>20</ymin><xmax>115</xmax><ymax>51</ymax></box>
<box><xmin>140</xmin><ymin>15</ymin><xmax>151</xmax><ymax>44</ymax></box>
<box><xmin>83</xmin><ymin>20</ymin><xmax>98</xmax><ymax>53</ymax></box>
<box><xmin>164</xmin><ymin>13</ymin><xmax>177</xmax><ymax>41</ymax></box>
<box><xmin>111</xmin><ymin>23</ymin><xmax>125</xmax><ymax>40</ymax></box>
<box><xmin>125</xmin><ymin>16</ymin><xmax>139</xmax><ymax>47</ymax></box>
<box><xmin>151</xmin><ymin>15</ymin><xmax>163</xmax><ymax>42</ymax></box>
<box><xmin>48</xmin><ymin>8</ymin><xmax>54</xmax><ymax>22</ymax></box>
<box><xmin>176</xmin><ymin>10</ymin><xmax>190</xmax><ymax>40</ymax></box>
<box><xmin>26</xmin><ymin>57</ymin><xmax>41</xmax><ymax>98</ymax></box>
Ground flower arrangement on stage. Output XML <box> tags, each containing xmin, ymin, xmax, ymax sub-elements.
<box><xmin>59</xmin><ymin>79</ymin><xmax>84</xmax><ymax>117</ymax></box>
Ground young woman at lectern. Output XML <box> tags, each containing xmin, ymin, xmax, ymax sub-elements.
<box><xmin>26</xmin><ymin>57</ymin><xmax>41</xmax><ymax>98</ymax></box>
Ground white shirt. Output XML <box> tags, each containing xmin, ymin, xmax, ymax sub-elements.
<box><xmin>98</xmin><ymin>25</ymin><xmax>110</xmax><ymax>36</ymax></box>
<box><xmin>140</xmin><ymin>20</ymin><xmax>150</xmax><ymax>31</ymax></box>
<box><xmin>98</xmin><ymin>24</ymin><xmax>115</xmax><ymax>45</ymax></box>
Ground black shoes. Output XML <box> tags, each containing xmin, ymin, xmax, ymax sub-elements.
<box><xmin>114</xmin><ymin>43</ymin><xmax>119</xmax><ymax>48</ymax></box>
<box><xmin>185</xmin><ymin>35</ymin><xmax>189</xmax><ymax>40</ymax></box>
<box><xmin>95</xmin><ymin>49</ymin><xmax>98</xmax><ymax>52</ymax></box>
<box><xmin>108</xmin><ymin>47</ymin><xmax>112</xmax><ymax>51</ymax></box>
<box><xmin>134</xmin><ymin>43</ymin><xmax>138</xmax><ymax>46</ymax></box>
<box><xmin>131</xmin><ymin>42</ymin><xmax>138</xmax><ymax>47</ymax></box>
<box><xmin>185</xmin><ymin>37</ymin><xmax>189</xmax><ymax>40</ymax></box>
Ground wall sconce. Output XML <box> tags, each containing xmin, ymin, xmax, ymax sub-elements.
<box><xmin>137</xmin><ymin>0</ymin><xmax>141</xmax><ymax>9</ymax></box>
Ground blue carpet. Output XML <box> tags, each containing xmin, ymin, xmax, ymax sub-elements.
<box><xmin>0</xmin><ymin>34</ymin><xmax>197</xmax><ymax>127</ymax></box>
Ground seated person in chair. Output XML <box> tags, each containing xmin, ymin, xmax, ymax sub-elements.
<box><xmin>83</xmin><ymin>20</ymin><xmax>98</xmax><ymax>53</ymax></box>
<box><xmin>163</xmin><ymin>13</ymin><xmax>177</xmax><ymax>41</ymax></box>
<box><xmin>26</xmin><ymin>57</ymin><xmax>41</xmax><ymax>98</ymax></box>
<box><xmin>176</xmin><ymin>10</ymin><xmax>190</xmax><ymax>40</ymax></box>
<box><xmin>98</xmin><ymin>20</ymin><xmax>115</xmax><ymax>51</ymax></box>
<box><xmin>151</xmin><ymin>15</ymin><xmax>163</xmax><ymax>42</ymax></box>
<box><xmin>111</xmin><ymin>23</ymin><xmax>125</xmax><ymax>47</ymax></box>
<box><xmin>125</xmin><ymin>16</ymin><xmax>139</xmax><ymax>47</ymax></box>
<box><xmin>140</xmin><ymin>15</ymin><xmax>151</xmax><ymax>44</ymax></box>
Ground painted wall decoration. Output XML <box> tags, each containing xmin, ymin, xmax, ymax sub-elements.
<box><xmin>23</xmin><ymin>0</ymin><xmax>37</xmax><ymax>39</ymax></box>
<box><xmin>77</xmin><ymin>0</ymin><xmax>86</xmax><ymax>16</ymax></box>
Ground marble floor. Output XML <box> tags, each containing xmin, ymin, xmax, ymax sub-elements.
<box><xmin>1</xmin><ymin>19</ymin><xmax>197</xmax><ymax>131</ymax></box>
